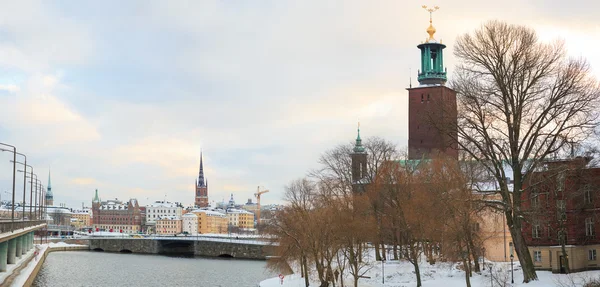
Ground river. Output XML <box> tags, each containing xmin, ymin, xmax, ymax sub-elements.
<box><xmin>33</xmin><ymin>251</ymin><xmax>278</xmax><ymax>287</ymax></box>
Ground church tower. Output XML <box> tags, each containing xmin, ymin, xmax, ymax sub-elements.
<box><xmin>46</xmin><ymin>171</ymin><xmax>54</xmax><ymax>206</ymax></box>
<box><xmin>351</xmin><ymin>124</ymin><xmax>368</xmax><ymax>193</ymax></box>
<box><xmin>195</xmin><ymin>152</ymin><xmax>209</xmax><ymax>207</ymax></box>
<box><xmin>92</xmin><ymin>189</ymin><xmax>100</xmax><ymax>225</ymax></box>
<box><xmin>407</xmin><ymin>6</ymin><xmax>458</xmax><ymax>160</ymax></box>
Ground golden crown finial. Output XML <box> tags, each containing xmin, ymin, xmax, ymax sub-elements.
<box><xmin>422</xmin><ymin>5</ymin><xmax>440</xmax><ymax>42</ymax></box>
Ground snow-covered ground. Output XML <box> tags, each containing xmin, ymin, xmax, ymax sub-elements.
<box><xmin>260</xmin><ymin>255</ymin><xmax>600</xmax><ymax>287</ymax></box>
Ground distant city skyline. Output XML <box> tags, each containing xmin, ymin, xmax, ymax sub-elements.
<box><xmin>0</xmin><ymin>1</ymin><xmax>598</xmax><ymax>208</ymax></box>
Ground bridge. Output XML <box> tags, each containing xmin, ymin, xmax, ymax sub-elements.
<box><xmin>0</xmin><ymin>221</ymin><xmax>46</xmax><ymax>272</ymax></box>
<box><xmin>89</xmin><ymin>237</ymin><xmax>274</xmax><ymax>259</ymax></box>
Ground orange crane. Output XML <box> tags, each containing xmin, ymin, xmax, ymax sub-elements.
<box><xmin>254</xmin><ymin>186</ymin><xmax>269</xmax><ymax>226</ymax></box>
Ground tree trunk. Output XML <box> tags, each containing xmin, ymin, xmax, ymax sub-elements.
<box><xmin>508</xmin><ymin>219</ymin><xmax>538</xmax><ymax>282</ymax></box>
<box><xmin>374</xmin><ymin>241</ymin><xmax>381</xmax><ymax>261</ymax></box>
<box><xmin>393</xmin><ymin>244</ymin><xmax>398</xmax><ymax>260</ymax></box>
<box><xmin>463</xmin><ymin>258</ymin><xmax>472</xmax><ymax>287</ymax></box>
<box><xmin>303</xmin><ymin>255</ymin><xmax>310</xmax><ymax>287</ymax></box>
<box><xmin>413</xmin><ymin>261</ymin><xmax>422</xmax><ymax>287</ymax></box>
<box><xmin>380</xmin><ymin>242</ymin><xmax>386</xmax><ymax>261</ymax></box>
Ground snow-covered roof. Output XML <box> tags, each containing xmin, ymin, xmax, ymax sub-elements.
<box><xmin>227</xmin><ymin>209</ymin><xmax>253</xmax><ymax>215</ymax></box>
<box><xmin>182</xmin><ymin>213</ymin><xmax>197</xmax><ymax>218</ymax></box>
<box><xmin>147</xmin><ymin>201</ymin><xmax>178</xmax><ymax>208</ymax></box>
<box><xmin>192</xmin><ymin>209</ymin><xmax>226</xmax><ymax>217</ymax></box>
<box><xmin>47</xmin><ymin>207</ymin><xmax>72</xmax><ymax>214</ymax></box>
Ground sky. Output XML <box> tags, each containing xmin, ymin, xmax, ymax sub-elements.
<box><xmin>0</xmin><ymin>0</ymin><xmax>598</xmax><ymax>209</ymax></box>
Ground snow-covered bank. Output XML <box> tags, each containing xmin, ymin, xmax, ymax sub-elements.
<box><xmin>259</xmin><ymin>258</ymin><xmax>600</xmax><ymax>287</ymax></box>
<box><xmin>9</xmin><ymin>242</ymin><xmax>89</xmax><ymax>287</ymax></box>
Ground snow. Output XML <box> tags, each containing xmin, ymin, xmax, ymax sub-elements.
<box><xmin>259</xmin><ymin>252</ymin><xmax>600</xmax><ymax>287</ymax></box>
<box><xmin>9</xmin><ymin>244</ymin><xmax>47</xmax><ymax>287</ymax></box>
<box><xmin>48</xmin><ymin>242</ymin><xmax>87</xmax><ymax>248</ymax></box>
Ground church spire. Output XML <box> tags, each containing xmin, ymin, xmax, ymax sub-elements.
<box><xmin>353</xmin><ymin>122</ymin><xmax>366</xmax><ymax>153</ymax></box>
<box><xmin>198</xmin><ymin>151</ymin><xmax>206</xmax><ymax>187</ymax></box>
<box><xmin>47</xmin><ymin>170</ymin><xmax>53</xmax><ymax>196</ymax></box>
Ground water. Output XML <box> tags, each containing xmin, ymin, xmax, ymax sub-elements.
<box><xmin>33</xmin><ymin>251</ymin><xmax>279</xmax><ymax>287</ymax></box>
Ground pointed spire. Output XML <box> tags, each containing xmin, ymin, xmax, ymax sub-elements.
<box><xmin>353</xmin><ymin>122</ymin><xmax>366</xmax><ymax>153</ymax></box>
<box><xmin>93</xmin><ymin>189</ymin><xmax>100</xmax><ymax>203</ymax></box>
<box><xmin>47</xmin><ymin>169</ymin><xmax>53</xmax><ymax>196</ymax></box>
<box><xmin>198</xmin><ymin>150</ymin><xmax>206</xmax><ymax>187</ymax></box>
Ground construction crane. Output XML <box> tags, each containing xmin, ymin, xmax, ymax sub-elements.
<box><xmin>254</xmin><ymin>186</ymin><xmax>269</xmax><ymax>226</ymax></box>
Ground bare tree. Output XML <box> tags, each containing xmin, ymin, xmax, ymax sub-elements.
<box><xmin>451</xmin><ymin>20</ymin><xmax>600</xmax><ymax>282</ymax></box>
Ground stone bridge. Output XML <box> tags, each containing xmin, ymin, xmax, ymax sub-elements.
<box><xmin>88</xmin><ymin>238</ymin><xmax>273</xmax><ymax>260</ymax></box>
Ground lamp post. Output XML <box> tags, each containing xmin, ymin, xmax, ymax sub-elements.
<box><xmin>489</xmin><ymin>263</ymin><xmax>493</xmax><ymax>287</ymax></box>
<box><xmin>8</xmin><ymin>152</ymin><xmax>27</xmax><ymax>221</ymax></box>
<box><xmin>510</xmin><ymin>254</ymin><xmax>514</xmax><ymax>284</ymax></box>
<box><xmin>22</xmin><ymin>172</ymin><xmax>38</xmax><ymax>220</ymax></box>
<box><xmin>17</xmin><ymin>163</ymin><xmax>34</xmax><ymax>220</ymax></box>
<box><xmin>482</xmin><ymin>247</ymin><xmax>486</xmax><ymax>270</ymax></box>
<box><xmin>0</xmin><ymin>143</ymin><xmax>17</xmax><ymax>223</ymax></box>
<box><xmin>382</xmin><ymin>258</ymin><xmax>385</xmax><ymax>284</ymax></box>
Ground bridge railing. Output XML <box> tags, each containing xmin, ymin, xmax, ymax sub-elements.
<box><xmin>0</xmin><ymin>220</ymin><xmax>46</xmax><ymax>234</ymax></box>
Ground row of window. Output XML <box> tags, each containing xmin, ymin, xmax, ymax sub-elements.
<box><xmin>530</xmin><ymin>186</ymin><xmax>594</xmax><ymax>208</ymax></box>
<box><xmin>533</xmin><ymin>249</ymin><xmax>598</xmax><ymax>262</ymax></box>
<box><xmin>532</xmin><ymin>218</ymin><xmax>595</xmax><ymax>239</ymax></box>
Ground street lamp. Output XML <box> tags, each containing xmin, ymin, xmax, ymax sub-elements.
<box><xmin>510</xmin><ymin>254</ymin><xmax>514</xmax><ymax>284</ymax></box>
<box><xmin>22</xmin><ymin>172</ymin><xmax>38</xmax><ymax>220</ymax></box>
<box><xmin>17</xmin><ymin>164</ymin><xmax>35</xmax><ymax>220</ymax></box>
<box><xmin>8</xmin><ymin>151</ymin><xmax>28</xmax><ymax>221</ymax></box>
<box><xmin>482</xmin><ymin>247</ymin><xmax>486</xmax><ymax>270</ymax></box>
<box><xmin>489</xmin><ymin>263</ymin><xmax>493</xmax><ymax>287</ymax></box>
<box><xmin>0</xmin><ymin>143</ymin><xmax>17</xmax><ymax>223</ymax></box>
<box><xmin>382</xmin><ymin>258</ymin><xmax>386</xmax><ymax>284</ymax></box>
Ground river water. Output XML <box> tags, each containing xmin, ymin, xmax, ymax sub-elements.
<box><xmin>33</xmin><ymin>251</ymin><xmax>278</xmax><ymax>287</ymax></box>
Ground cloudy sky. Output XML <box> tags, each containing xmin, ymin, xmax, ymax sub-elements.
<box><xmin>0</xmin><ymin>1</ymin><xmax>598</xmax><ymax>208</ymax></box>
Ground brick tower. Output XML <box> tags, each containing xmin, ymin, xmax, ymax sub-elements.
<box><xmin>407</xmin><ymin>7</ymin><xmax>457</xmax><ymax>160</ymax></box>
<box><xmin>195</xmin><ymin>152</ymin><xmax>209</xmax><ymax>207</ymax></box>
<box><xmin>351</xmin><ymin>124</ymin><xmax>368</xmax><ymax>193</ymax></box>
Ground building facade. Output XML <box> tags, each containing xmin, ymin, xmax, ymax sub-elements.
<box><xmin>522</xmin><ymin>157</ymin><xmax>600</xmax><ymax>273</ymax></box>
<box><xmin>145</xmin><ymin>201</ymin><xmax>183</xmax><ymax>224</ymax></box>
<box><xmin>192</xmin><ymin>209</ymin><xmax>228</xmax><ymax>234</ymax></box>
<box><xmin>182</xmin><ymin>212</ymin><xmax>198</xmax><ymax>234</ymax></box>
<box><xmin>195</xmin><ymin>152</ymin><xmax>209</xmax><ymax>207</ymax></box>
<box><xmin>91</xmin><ymin>189</ymin><xmax>142</xmax><ymax>234</ymax></box>
<box><xmin>156</xmin><ymin>216</ymin><xmax>182</xmax><ymax>235</ymax></box>
<box><xmin>71</xmin><ymin>209</ymin><xmax>91</xmax><ymax>229</ymax></box>
<box><xmin>227</xmin><ymin>209</ymin><xmax>254</xmax><ymax>229</ymax></box>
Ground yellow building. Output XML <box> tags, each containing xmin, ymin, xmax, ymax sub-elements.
<box><xmin>71</xmin><ymin>210</ymin><xmax>91</xmax><ymax>229</ymax></box>
<box><xmin>156</xmin><ymin>216</ymin><xmax>182</xmax><ymax>235</ymax></box>
<box><xmin>227</xmin><ymin>209</ymin><xmax>254</xmax><ymax>229</ymax></box>
<box><xmin>192</xmin><ymin>209</ymin><xmax>228</xmax><ymax>234</ymax></box>
<box><xmin>476</xmin><ymin>192</ymin><xmax>517</xmax><ymax>262</ymax></box>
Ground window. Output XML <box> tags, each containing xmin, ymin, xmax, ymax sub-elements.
<box><xmin>531</xmin><ymin>193</ymin><xmax>539</xmax><ymax>208</ymax></box>
<box><xmin>427</xmin><ymin>94</ymin><xmax>430</xmax><ymax>102</ymax></box>
<box><xmin>584</xmin><ymin>184</ymin><xmax>593</xmax><ymax>204</ymax></box>
<box><xmin>586</xmin><ymin>217</ymin><xmax>595</xmax><ymax>237</ymax></box>
<box><xmin>589</xmin><ymin>249</ymin><xmax>597</xmax><ymax>261</ymax></box>
<box><xmin>557</xmin><ymin>200</ymin><xmax>566</xmax><ymax>221</ymax></box>
<box><xmin>420</xmin><ymin>94</ymin><xmax>424</xmax><ymax>103</ymax></box>
<box><xmin>534</xmin><ymin>251</ymin><xmax>542</xmax><ymax>262</ymax></box>
<box><xmin>532</xmin><ymin>224</ymin><xmax>541</xmax><ymax>238</ymax></box>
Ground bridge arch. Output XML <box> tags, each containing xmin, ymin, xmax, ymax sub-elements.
<box><xmin>119</xmin><ymin>249</ymin><xmax>133</xmax><ymax>253</ymax></box>
<box><xmin>92</xmin><ymin>248</ymin><xmax>104</xmax><ymax>252</ymax></box>
<box><xmin>218</xmin><ymin>254</ymin><xmax>234</xmax><ymax>258</ymax></box>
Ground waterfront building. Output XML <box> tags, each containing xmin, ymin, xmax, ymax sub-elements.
<box><xmin>91</xmin><ymin>189</ymin><xmax>142</xmax><ymax>234</ymax></box>
<box><xmin>191</xmin><ymin>209</ymin><xmax>228</xmax><ymax>234</ymax></box>
<box><xmin>226</xmin><ymin>208</ymin><xmax>254</xmax><ymax>229</ymax></box>
<box><xmin>146</xmin><ymin>201</ymin><xmax>182</xmax><ymax>223</ymax></box>
<box><xmin>156</xmin><ymin>216</ymin><xmax>182</xmax><ymax>235</ymax></box>
<box><xmin>195</xmin><ymin>152</ymin><xmax>209</xmax><ymax>208</ymax></box>
<box><xmin>182</xmin><ymin>212</ymin><xmax>198</xmax><ymax>234</ymax></box>
<box><xmin>71</xmin><ymin>209</ymin><xmax>92</xmax><ymax>229</ymax></box>
<box><xmin>46</xmin><ymin>206</ymin><xmax>72</xmax><ymax>226</ymax></box>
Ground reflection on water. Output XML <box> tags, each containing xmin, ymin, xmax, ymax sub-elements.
<box><xmin>33</xmin><ymin>251</ymin><xmax>278</xmax><ymax>287</ymax></box>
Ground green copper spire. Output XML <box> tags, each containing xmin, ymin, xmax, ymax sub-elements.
<box><xmin>353</xmin><ymin>122</ymin><xmax>365</xmax><ymax>153</ymax></box>
<box><xmin>93</xmin><ymin>189</ymin><xmax>100</xmax><ymax>203</ymax></box>
<box><xmin>416</xmin><ymin>7</ymin><xmax>447</xmax><ymax>85</ymax></box>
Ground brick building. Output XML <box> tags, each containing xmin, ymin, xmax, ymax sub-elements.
<box><xmin>91</xmin><ymin>189</ymin><xmax>142</xmax><ymax>234</ymax></box>
<box><xmin>522</xmin><ymin>157</ymin><xmax>600</xmax><ymax>273</ymax></box>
